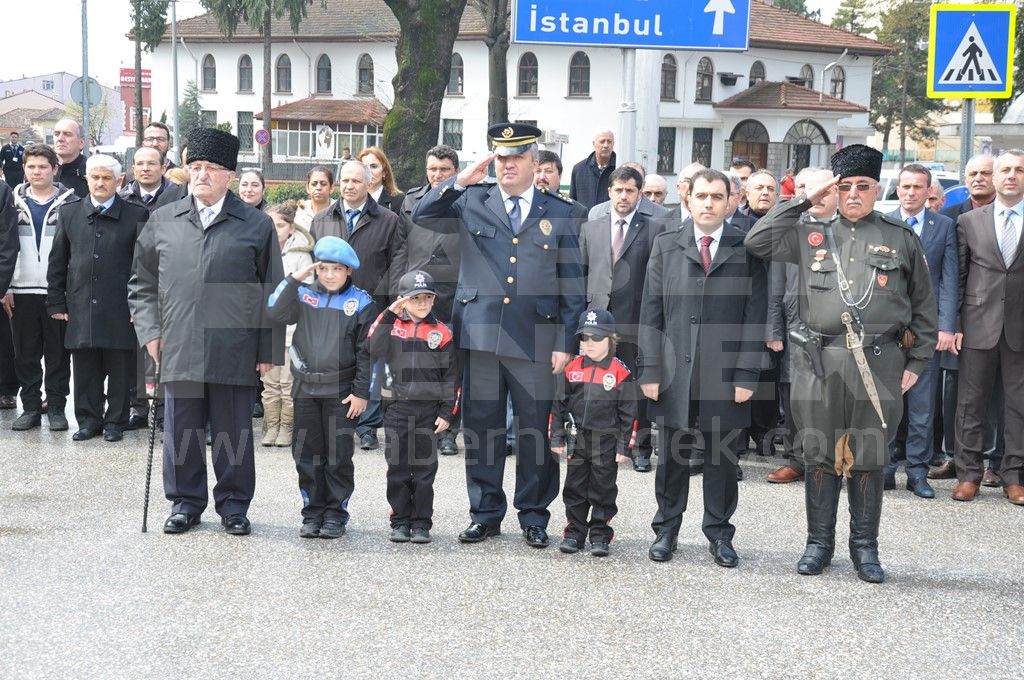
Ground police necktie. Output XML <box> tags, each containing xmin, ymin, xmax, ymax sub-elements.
<box><xmin>345</xmin><ymin>208</ymin><xmax>360</xmax><ymax>235</ymax></box>
<box><xmin>508</xmin><ymin>195</ymin><xmax>521</xmax><ymax>234</ymax></box>
<box><xmin>906</xmin><ymin>215</ymin><xmax>920</xmax><ymax>237</ymax></box>
<box><xmin>612</xmin><ymin>218</ymin><xmax>626</xmax><ymax>263</ymax></box>
<box><xmin>700</xmin><ymin>235</ymin><xmax>713</xmax><ymax>274</ymax></box>
<box><xmin>1000</xmin><ymin>209</ymin><xmax>1018</xmax><ymax>267</ymax></box>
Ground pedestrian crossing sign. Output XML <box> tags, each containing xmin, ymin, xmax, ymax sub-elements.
<box><xmin>928</xmin><ymin>4</ymin><xmax>1017</xmax><ymax>98</ymax></box>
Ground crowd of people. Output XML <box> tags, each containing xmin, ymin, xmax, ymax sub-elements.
<box><xmin>0</xmin><ymin>118</ymin><xmax>1020</xmax><ymax>584</ymax></box>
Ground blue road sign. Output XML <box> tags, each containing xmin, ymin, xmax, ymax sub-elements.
<box><xmin>511</xmin><ymin>0</ymin><xmax>751</xmax><ymax>51</ymax></box>
<box><xmin>928</xmin><ymin>4</ymin><xmax>1017</xmax><ymax>99</ymax></box>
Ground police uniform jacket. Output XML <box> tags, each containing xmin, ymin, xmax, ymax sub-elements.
<box><xmin>550</xmin><ymin>354</ymin><xmax>637</xmax><ymax>453</ymax></box>
<box><xmin>129</xmin><ymin>192</ymin><xmax>284</xmax><ymax>386</ymax></box>
<box><xmin>267</xmin><ymin>275</ymin><xmax>376</xmax><ymax>399</ymax></box>
<box><xmin>47</xmin><ymin>194</ymin><xmax>149</xmax><ymax>349</ymax></box>
<box><xmin>638</xmin><ymin>223</ymin><xmax>768</xmax><ymax>431</ymax></box>
<box><xmin>411</xmin><ymin>178</ymin><xmax>586</xmax><ymax>362</ymax></box>
<box><xmin>399</xmin><ymin>184</ymin><xmax>461</xmax><ymax>321</ymax></box>
<box><xmin>745</xmin><ymin>196</ymin><xmax>937</xmax><ymax>376</ymax></box>
<box><xmin>365</xmin><ymin>308</ymin><xmax>459</xmax><ymax>420</ymax></box>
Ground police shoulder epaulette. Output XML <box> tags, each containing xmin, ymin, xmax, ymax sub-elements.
<box><xmin>540</xmin><ymin>187</ymin><xmax>573</xmax><ymax>204</ymax></box>
<box><xmin>878</xmin><ymin>212</ymin><xmax>914</xmax><ymax>232</ymax></box>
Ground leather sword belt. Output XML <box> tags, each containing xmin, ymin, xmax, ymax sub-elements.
<box><xmin>818</xmin><ymin>331</ymin><xmax>901</xmax><ymax>350</ymax></box>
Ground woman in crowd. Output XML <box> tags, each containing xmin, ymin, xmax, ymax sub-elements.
<box><xmin>238</xmin><ymin>168</ymin><xmax>267</xmax><ymax>210</ymax></box>
<box><xmin>295</xmin><ymin>165</ymin><xmax>334</xmax><ymax>231</ymax></box>
<box><xmin>357</xmin><ymin>146</ymin><xmax>404</xmax><ymax>215</ymax></box>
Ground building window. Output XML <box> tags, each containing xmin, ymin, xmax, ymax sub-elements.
<box><xmin>517</xmin><ymin>52</ymin><xmax>538</xmax><ymax>96</ymax></box>
<box><xmin>660</xmin><ymin>55</ymin><xmax>677</xmax><ymax>101</ymax></box>
<box><xmin>358</xmin><ymin>54</ymin><xmax>374</xmax><ymax>95</ymax></box>
<box><xmin>749</xmin><ymin>61</ymin><xmax>766</xmax><ymax>86</ymax></box>
<box><xmin>270</xmin><ymin>120</ymin><xmax>382</xmax><ymax>159</ymax></box>
<box><xmin>799</xmin><ymin>64</ymin><xmax>814</xmax><ymax>88</ymax></box>
<box><xmin>200</xmin><ymin>110</ymin><xmax>217</xmax><ymax>127</ymax></box>
<box><xmin>692</xmin><ymin>128</ymin><xmax>713</xmax><ymax>167</ymax></box>
<box><xmin>238</xmin><ymin>55</ymin><xmax>253</xmax><ymax>92</ymax></box>
<box><xmin>447</xmin><ymin>53</ymin><xmax>464</xmax><ymax>95</ymax></box>
<box><xmin>830</xmin><ymin>66</ymin><xmax>846</xmax><ymax>99</ymax></box>
<box><xmin>695</xmin><ymin>57</ymin><xmax>714</xmax><ymax>102</ymax></box>
<box><xmin>201</xmin><ymin>55</ymin><xmax>216</xmax><ymax>91</ymax></box>
<box><xmin>42</xmin><ymin>79</ymin><xmax>54</xmax><ymax>91</ymax></box>
<box><xmin>568</xmin><ymin>51</ymin><xmax>590</xmax><ymax>97</ymax></box>
<box><xmin>316</xmin><ymin>55</ymin><xmax>332</xmax><ymax>94</ymax></box>
<box><xmin>657</xmin><ymin>127</ymin><xmax>676</xmax><ymax>174</ymax></box>
<box><xmin>276</xmin><ymin>54</ymin><xmax>291</xmax><ymax>93</ymax></box>
<box><xmin>442</xmin><ymin>118</ymin><xmax>463</xmax><ymax>150</ymax></box>
<box><xmin>238</xmin><ymin>112</ymin><xmax>253</xmax><ymax>152</ymax></box>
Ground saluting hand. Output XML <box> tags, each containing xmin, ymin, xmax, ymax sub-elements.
<box><xmin>456</xmin><ymin>154</ymin><xmax>497</xmax><ymax>188</ymax></box>
<box><xmin>805</xmin><ymin>173</ymin><xmax>840</xmax><ymax>206</ymax></box>
<box><xmin>388</xmin><ymin>295</ymin><xmax>409</xmax><ymax>316</ymax></box>
<box><xmin>294</xmin><ymin>261</ymin><xmax>318</xmax><ymax>283</ymax></box>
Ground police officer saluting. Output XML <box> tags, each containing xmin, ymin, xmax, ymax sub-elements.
<box><xmin>745</xmin><ymin>145</ymin><xmax>937</xmax><ymax>583</ymax></box>
<box><xmin>412</xmin><ymin>123</ymin><xmax>586</xmax><ymax>548</ymax></box>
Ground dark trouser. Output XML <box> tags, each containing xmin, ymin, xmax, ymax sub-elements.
<box><xmin>936</xmin><ymin>366</ymin><xmax>1004</xmax><ymax>469</ymax></box>
<box><xmin>955</xmin><ymin>335</ymin><xmax>1024</xmax><ymax>486</ymax></box>
<box><xmin>563</xmin><ymin>429</ymin><xmax>619</xmax><ymax>544</ymax></box>
<box><xmin>0</xmin><ymin>312</ymin><xmax>17</xmax><ymax>397</ymax></box>
<box><xmin>778</xmin><ymin>382</ymin><xmax>804</xmax><ymax>472</ymax></box>
<box><xmin>293</xmin><ymin>395</ymin><xmax>356</xmax><ymax>523</ymax></box>
<box><xmin>71</xmin><ymin>347</ymin><xmax>132</xmax><ymax>429</ymax></box>
<box><xmin>383</xmin><ymin>400</ymin><xmax>439</xmax><ymax>529</ymax></box>
<box><xmin>461</xmin><ymin>350</ymin><xmax>559</xmax><ymax>529</ymax></box>
<box><xmin>652</xmin><ymin>426</ymin><xmax>741</xmax><ymax>542</ymax></box>
<box><xmin>356</xmin><ymin>359</ymin><xmax>384</xmax><ymax>437</ymax></box>
<box><xmin>616</xmin><ymin>339</ymin><xmax>651</xmax><ymax>458</ymax></box>
<box><xmin>163</xmin><ymin>381</ymin><xmax>256</xmax><ymax>517</ymax></box>
<box><xmin>11</xmin><ymin>294</ymin><xmax>70</xmax><ymax>412</ymax></box>
<box><xmin>888</xmin><ymin>353</ymin><xmax>940</xmax><ymax>479</ymax></box>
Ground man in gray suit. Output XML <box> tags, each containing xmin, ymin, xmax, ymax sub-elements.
<box><xmin>953</xmin><ymin>149</ymin><xmax>1024</xmax><ymax>505</ymax></box>
<box><xmin>588</xmin><ymin>162</ymin><xmax>671</xmax><ymax>222</ymax></box>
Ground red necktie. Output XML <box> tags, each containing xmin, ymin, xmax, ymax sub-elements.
<box><xmin>700</xmin><ymin>235</ymin><xmax>713</xmax><ymax>274</ymax></box>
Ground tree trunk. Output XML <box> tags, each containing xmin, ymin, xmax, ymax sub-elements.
<box><xmin>383</xmin><ymin>0</ymin><xmax>469</xmax><ymax>189</ymax></box>
<box><xmin>261</xmin><ymin>7</ymin><xmax>273</xmax><ymax>169</ymax></box>
<box><xmin>134</xmin><ymin>0</ymin><xmax>144</xmax><ymax>147</ymax></box>
<box><xmin>487</xmin><ymin>22</ymin><xmax>510</xmax><ymax>124</ymax></box>
<box><xmin>898</xmin><ymin>72</ymin><xmax>908</xmax><ymax>167</ymax></box>
<box><xmin>881</xmin><ymin>124</ymin><xmax>891</xmax><ymax>154</ymax></box>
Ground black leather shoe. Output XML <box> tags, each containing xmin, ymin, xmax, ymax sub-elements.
<box><xmin>390</xmin><ymin>525</ymin><xmax>411</xmax><ymax>542</ymax></box>
<box><xmin>252</xmin><ymin>400</ymin><xmax>264</xmax><ymax>418</ymax></box>
<box><xmin>906</xmin><ymin>476</ymin><xmax>935</xmax><ymax>499</ymax></box>
<box><xmin>559</xmin><ymin>536</ymin><xmax>582</xmax><ymax>554</ymax></box>
<box><xmin>505</xmin><ymin>443</ymin><xmax>516</xmax><ymax>456</ymax></box>
<box><xmin>299</xmin><ymin>520</ymin><xmax>321</xmax><ymax>538</ymax></box>
<box><xmin>797</xmin><ymin>547</ymin><xmax>832</xmax><ymax>575</ymax></box>
<box><xmin>221</xmin><ymin>514</ymin><xmax>251</xmax><ymax>535</ymax></box>
<box><xmin>163</xmin><ymin>512</ymin><xmax>200</xmax><ymax>534</ymax></box>
<box><xmin>710</xmin><ymin>539</ymin><xmax>739</xmax><ymax>568</ymax></box>
<box><xmin>689</xmin><ymin>464</ymin><xmax>704</xmax><ymax>476</ymax></box>
<box><xmin>523</xmin><ymin>525</ymin><xmax>549</xmax><ymax>547</ymax></box>
<box><xmin>72</xmin><ymin>427</ymin><xmax>101</xmax><ymax>441</ymax></box>
<box><xmin>439</xmin><ymin>433</ymin><xmax>458</xmax><ymax>456</ymax></box>
<box><xmin>0</xmin><ymin>395</ymin><xmax>17</xmax><ymax>409</ymax></box>
<box><xmin>648</xmin><ymin>533</ymin><xmax>678</xmax><ymax>562</ymax></box>
<box><xmin>103</xmin><ymin>426</ymin><xmax>124</xmax><ymax>442</ymax></box>
<box><xmin>855</xmin><ymin>558</ymin><xmax>886</xmax><ymax>584</ymax></box>
<box><xmin>11</xmin><ymin>412</ymin><xmax>42</xmax><ymax>431</ymax></box>
<box><xmin>458</xmin><ymin>522</ymin><xmax>500</xmax><ymax>543</ymax></box>
<box><xmin>883</xmin><ymin>464</ymin><xmax>897</xmax><ymax>490</ymax></box>
<box><xmin>126</xmin><ymin>410</ymin><xmax>148</xmax><ymax>430</ymax></box>
<box><xmin>590</xmin><ymin>541</ymin><xmax>610</xmax><ymax>557</ymax></box>
<box><xmin>48</xmin><ymin>413</ymin><xmax>69</xmax><ymax>431</ymax></box>
<box><xmin>410</xmin><ymin>527</ymin><xmax>431</xmax><ymax>544</ymax></box>
<box><xmin>319</xmin><ymin>520</ymin><xmax>346</xmax><ymax>539</ymax></box>
<box><xmin>633</xmin><ymin>454</ymin><xmax>652</xmax><ymax>472</ymax></box>
<box><xmin>359</xmin><ymin>432</ymin><xmax>379</xmax><ymax>450</ymax></box>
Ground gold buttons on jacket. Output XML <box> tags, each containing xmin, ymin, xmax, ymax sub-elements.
<box><xmin>512</xmin><ymin>237</ymin><xmax>519</xmax><ymax>245</ymax></box>
<box><xmin>507</xmin><ymin>276</ymin><xmax>514</xmax><ymax>284</ymax></box>
<box><xmin>510</xmin><ymin>256</ymin><xmax>517</xmax><ymax>263</ymax></box>
<box><xmin>503</xmin><ymin>297</ymin><xmax>511</xmax><ymax>304</ymax></box>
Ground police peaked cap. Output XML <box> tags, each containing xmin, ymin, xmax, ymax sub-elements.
<box><xmin>314</xmin><ymin>236</ymin><xmax>360</xmax><ymax>269</ymax></box>
<box><xmin>575</xmin><ymin>308</ymin><xmax>617</xmax><ymax>337</ymax></box>
<box><xmin>185</xmin><ymin>127</ymin><xmax>240</xmax><ymax>171</ymax></box>
<box><xmin>488</xmin><ymin>122</ymin><xmax>542</xmax><ymax>157</ymax></box>
<box><xmin>830</xmin><ymin>144</ymin><xmax>883</xmax><ymax>182</ymax></box>
<box><xmin>397</xmin><ymin>270</ymin><xmax>437</xmax><ymax>297</ymax></box>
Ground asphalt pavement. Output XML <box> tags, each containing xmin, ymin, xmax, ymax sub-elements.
<box><xmin>0</xmin><ymin>408</ymin><xmax>1020</xmax><ymax>679</ymax></box>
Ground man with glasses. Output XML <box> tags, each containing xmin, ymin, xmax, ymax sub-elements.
<box><xmin>130</xmin><ymin>127</ymin><xmax>283</xmax><ymax>536</ymax></box>
<box><xmin>745</xmin><ymin>145</ymin><xmax>937</xmax><ymax>584</ymax></box>
<box><xmin>120</xmin><ymin>146</ymin><xmax>184</xmax><ymax>210</ymax></box>
<box><xmin>123</xmin><ymin>123</ymin><xmax>178</xmax><ymax>188</ymax></box>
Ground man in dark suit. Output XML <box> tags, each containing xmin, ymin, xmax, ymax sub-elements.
<box><xmin>639</xmin><ymin>168</ymin><xmax>767</xmax><ymax>567</ymax></box>
<box><xmin>882</xmin><ymin>164</ymin><xmax>959</xmax><ymax>498</ymax></box>
<box><xmin>570</xmin><ymin>128</ymin><xmax>616</xmax><ymax>209</ymax></box>
<box><xmin>942</xmin><ymin>155</ymin><xmax>996</xmax><ymax>221</ymax></box>
<box><xmin>953</xmin><ymin>150</ymin><xmax>1024</xmax><ymax>506</ymax></box>
<box><xmin>119</xmin><ymin>146</ymin><xmax>184</xmax><ymax>210</ymax></box>
<box><xmin>0</xmin><ymin>180</ymin><xmax>18</xmax><ymax>410</ymax></box>
<box><xmin>413</xmin><ymin>122</ymin><xmax>586</xmax><ymax>548</ymax></box>
<box><xmin>579</xmin><ymin>165</ymin><xmax>667</xmax><ymax>472</ymax></box>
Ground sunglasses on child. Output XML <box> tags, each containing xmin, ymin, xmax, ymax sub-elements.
<box><xmin>579</xmin><ymin>333</ymin><xmax>608</xmax><ymax>342</ymax></box>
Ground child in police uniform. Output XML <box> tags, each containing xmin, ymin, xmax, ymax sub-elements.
<box><xmin>365</xmin><ymin>270</ymin><xmax>458</xmax><ymax>544</ymax></box>
<box><xmin>267</xmin><ymin>236</ymin><xmax>377</xmax><ymax>539</ymax></box>
<box><xmin>550</xmin><ymin>309</ymin><xmax>638</xmax><ymax>557</ymax></box>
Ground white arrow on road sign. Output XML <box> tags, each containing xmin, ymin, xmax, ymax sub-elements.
<box><xmin>939</xmin><ymin>21</ymin><xmax>1003</xmax><ymax>84</ymax></box>
<box><xmin>704</xmin><ymin>0</ymin><xmax>736</xmax><ymax>36</ymax></box>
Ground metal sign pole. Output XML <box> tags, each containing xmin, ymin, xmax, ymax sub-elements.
<box><xmin>81</xmin><ymin>0</ymin><xmax>90</xmax><ymax>155</ymax></box>
<box><xmin>960</xmin><ymin>99</ymin><xmax>976</xmax><ymax>172</ymax></box>
<box><xmin>171</xmin><ymin>0</ymin><xmax>180</xmax><ymax>163</ymax></box>
<box><xmin>618</xmin><ymin>48</ymin><xmax>638</xmax><ymax>164</ymax></box>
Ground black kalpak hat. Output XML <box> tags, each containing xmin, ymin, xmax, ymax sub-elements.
<box><xmin>185</xmin><ymin>127</ymin><xmax>240</xmax><ymax>171</ymax></box>
<box><xmin>830</xmin><ymin>144</ymin><xmax>883</xmax><ymax>181</ymax></box>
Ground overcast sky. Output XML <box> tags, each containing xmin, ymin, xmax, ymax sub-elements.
<box><xmin>2</xmin><ymin>0</ymin><xmax>844</xmax><ymax>86</ymax></box>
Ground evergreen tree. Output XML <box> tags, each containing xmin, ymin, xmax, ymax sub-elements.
<box><xmin>831</xmin><ymin>0</ymin><xmax>877</xmax><ymax>35</ymax></box>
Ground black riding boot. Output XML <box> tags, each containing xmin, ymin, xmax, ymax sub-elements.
<box><xmin>848</xmin><ymin>470</ymin><xmax>885</xmax><ymax>583</ymax></box>
<box><xmin>797</xmin><ymin>465</ymin><xmax>842</xmax><ymax>575</ymax></box>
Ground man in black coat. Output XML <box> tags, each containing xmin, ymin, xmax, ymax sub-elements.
<box><xmin>119</xmin><ymin>146</ymin><xmax>185</xmax><ymax>210</ymax></box>
<box><xmin>639</xmin><ymin>168</ymin><xmax>767</xmax><ymax>567</ymax></box>
<box><xmin>0</xmin><ymin>181</ymin><xmax>18</xmax><ymax>410</ymax></box>
<box><xmin>569</xmin><ymin>128</ymin><xmax>616</xmax><ymax>209</ymax></box>
<box><xmin>53</xmin><ymin>119</ymin><xmax>89</xmax><ymax>199</ymax></box>
<box><xmin>48</xmin><ymin>155</ymin><xmax>149</xmax><ymax>441</ymax></box>
<box><xmin>578</xmin><ymin>165</ymin><xmax>667</xmax><ymax>472</ymax></box>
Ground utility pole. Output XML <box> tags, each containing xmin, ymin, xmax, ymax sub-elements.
<box><xmin>171</xmin><ymin>0</ymin><xmax>180</xmax><ymax>162</ymax></box>
<box><xmin>959</xmin><ymin>99</ymin><xmax>975</xmax><ymax>175</ymax></box>
<box><xmin>81</xmin><ymin>0</ymin><xmax>91</xmax><ymax>155</ymax></box>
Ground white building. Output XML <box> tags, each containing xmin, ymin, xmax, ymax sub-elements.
<box><xmin>0</xmin><ymin>71</ymin><xmax>124</xmax><ymax>145</ymax></box>
<box><xmin>151</xmin><ymin>0</ymin><xmax>887</xmax><ymax>198</ymax></box>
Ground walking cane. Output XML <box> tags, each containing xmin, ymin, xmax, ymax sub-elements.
<box><xmin>142</xmin><ymin>356</ymin><xmax>160</xmax><ymax>533</ymax></box>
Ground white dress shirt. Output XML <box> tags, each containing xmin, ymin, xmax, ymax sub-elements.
<box><xmin>498</xmin><ymin>184</ymin><xmax>535</xmax><ymax>221</ymax></box>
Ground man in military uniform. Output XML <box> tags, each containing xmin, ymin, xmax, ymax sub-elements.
<box><xmin>745</xmin><ymin>145</ymin><xmax>937</xmax><ymax>583</ymax></box>
<box><xmin>412</xmin><ymin>123</ymin><xmax>586</xmax><ymax>548</ymax></box>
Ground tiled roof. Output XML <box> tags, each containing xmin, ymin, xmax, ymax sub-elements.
<box><xmin>164</xmin><ymin>0</ymin><xmax>486</xmax><ymax>42</ymax></box>
<box><xmin>714</xmin><ymin>81</ymin><xmax>868</xmax><ymax>113</ymax></box>
<box><xmin>254</xmin><ymin>97</ymin><xmax>388</xmax><ymax>124</ymax></box>
<box><xmin>32</xmin><ymin>107</ymin><xmax>66</xmax><ymax>121</ymax></box>
<box><xmin>749</xmin><ymin>2</ymin><xmax>890</xmax><ymax>55</ymax></box>
<box><xmin>0</xmin><ymin>108</ymin><xmax>44</xmax><ymax>130</ymax></box>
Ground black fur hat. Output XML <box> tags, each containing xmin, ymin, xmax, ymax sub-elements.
<box><xmin>184</xmin><ymin>127</ymin><xmax>240</xmax><ymax>171</ymax></box>
<box><xmin>830</xmin><ymin>144</ymin><xmax>883</xmax><ymax>181</ymax></box>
